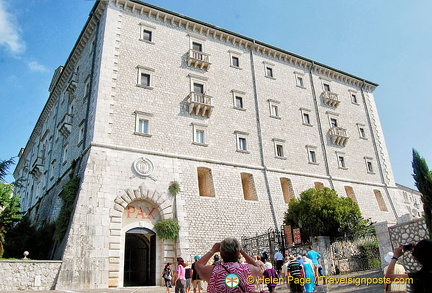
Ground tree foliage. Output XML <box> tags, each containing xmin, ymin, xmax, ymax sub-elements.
<box><xmin>284</xmin><ymin>187</ymin><xmax>368</xmax><ymax>239</ymax></box>
<box><xmin>412</xmin><ymin>149</ymin><xmax>432</xmax><ymax>237</ymax></box>
<box><xmin>0</xmin><ymin>183</ymin><xmax>21</xmax><ymax>257</ymax></box>
<box><xmin>0</xmin><ymin>158</ymin><xmax>14</xmax><ymax>183</ymax></box>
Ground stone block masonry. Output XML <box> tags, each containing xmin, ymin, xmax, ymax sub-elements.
<box><xmin>0</xmin><ymin>260</ymin><xmax>62</xmax><ymax>291</ymax></box>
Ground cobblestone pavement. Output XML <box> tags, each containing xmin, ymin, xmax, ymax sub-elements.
<box><xmin>3</xmin><ymin>269</ymin><xmax>385</xmax><ymax>293</ymax></box>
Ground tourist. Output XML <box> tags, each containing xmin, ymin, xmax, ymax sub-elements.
<box><xmin>185</xmin><ymin>263</ymin><xmax>192</xmax><ymax>293</ymax></box>
<box><xmin>195</xmin><ymin>238</ymin><xmax>261</xmax><ymax>292</ymax></box>
<box><xmin>306</xmin><ymin>246</ymin><xmax>322</xmax><ymax>284</ymax></box>
<box><xmin>162</xmin><ymin>263</ymin><xmax>173</xmax><ymax>293</ymax></box>
<box><xmin>173</xmin><ymin>257</ymin><xmax>187</xmax><ymax>293</ymax></box>
<box><xmin>212</xmin><ymin>254</ymin><xmax>222</xmax><ymax>265</ymax></box>
<box><xmin>254</xmin><ymin>255</ymin><xmax>265</xmax><ymax>292</ymax></box>
<box><xmin>274</xmin><ymin>247</ymin><xmax>284</xmax><ymax>276</ymax></box>
<box><xmin>385</xmin><ymin>240</ymin><xmax>432</xmax><ymax>292</ymax></box>
<box><xmin>281</xmin><ymin>257</ymin><xmax>290</xmax><ymax>291</ymax></box>
<box><xmin>302</xmin><ymin>256</ymin><xmax>315</xmax><ymax>292</ymax></box>
<box><xmin>287</xmin><ymin>254</ymin><xmax>304</xmax><ymax>293</ymax></box>
<box><xmin>190</xmin><ymin>256</ymin><xmax>203</xmax><ymax>293</ymax></box>
<box><xmin>263</xmin><ymin>261</ymin><xmax>278</xmax><ymax>292</ymax></box>
<box><xmin>383</xmin><ymin>251</ymin><xmax>406</xmax><ymax>292</ymax></box>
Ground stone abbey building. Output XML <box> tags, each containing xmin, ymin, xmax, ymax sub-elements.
<box><xmin>13</xmin><ymin>0</ymin><xmax>420</xmax><ymax>289</ymax></box>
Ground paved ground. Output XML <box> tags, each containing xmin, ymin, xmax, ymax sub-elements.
<box><xmin>3</xmin><ymin>269</ymin><xmax>385</xmax><ymax>293</ymax></box>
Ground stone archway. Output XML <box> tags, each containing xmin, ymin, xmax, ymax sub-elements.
<box><xmin>108</xmin><ymin>185</ymin><xmax>173</xmax><ymax>288</ymax></box>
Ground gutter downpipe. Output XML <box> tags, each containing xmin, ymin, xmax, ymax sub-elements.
<box><xmin>360</xmin><ymin>81</ymin><xmax>398</xmax><ymax>219</ymax></box>
<box><xmin>250</xmin><ymin>40</ymin><xmax>279</xmax><ymax>230</ymax></box>
<box><xmin>308</xmin><ymin>61</ymin><xmax>334</xmax><ymax>189</ymax></box>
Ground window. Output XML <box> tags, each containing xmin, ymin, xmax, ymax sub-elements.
<box><xmin>264</xmin><ymin>62</ymin><xmax>275</xmax><ymax>78</ymax></box>
<box><xmin>235</xmin><ymin>131</ymin><xmax>249</xmax><ymax>153</ymax></box>
<box><xmin>197</xmin><ymin>167</ymin><xmax>215</xmax><ymax>197</ymax></box>
<box><xmin>374</xmin><ymin>189</ymin><xmax>388</xmax><ymax>211</ymax></box>
<box><xmin>314</xmin><ymin>182</ymin><xmax>324</xmax><ymax>190</ymax></box>
<box><xmin>194</xmin><ymin>83</ymin><xmax>204</xmax><ymax>94</ymax></box>
<box><xmin>138</xmin><ymin>119</ymin><xmax>149</xmax><ymax>134</ymax></box>
<box><xmin>297</xmin><ymin>76</ymin><xmax>304</xmax><ymax>87</ymax></box>
<box><xmin>273</xmin><ymin>139</ymin><xmax>286</xmax><ymax>159</ymax></box>
<box><xmin>364</xmin><ymin>157</ymin><xmax>374</xmax><ymax>173</ymax></box>
<box><xmin>84</xmin><ymin>76</ymin><xmax>90</xmax><ymax>100</ymax></box>
<box><xmin>323</xmin><ymin>83</ymin><xmax>331</xmax><ymax>92</ymax></box>
<box><xmin>330</xmin><ymin>118</ymin><xmax>338</xmax><ymax>127</ymax></box>
<box><xmin>357</xmin><ymin>123</ymin><xmax>367</xmax><ymax>139</ymax></box>
<box><xmin>351</xmin><ymin>94</ymin><xmax>358</xmax><ymax>104</ymax></box>
<box><xmin>266</xmin><ymin>67</ymin><xmax>273</xmax><ymax>78</ymax></box>
<box><xmin>140</xmin><ymin>73</ymin><xmax>150</xmax><ymax>87</ymax></box>
<box><xmin>143</xmin><ymin>30</ymin><xmax>152</xmax><ymax>42</ymax></box>
<box><xmin>344</xmin><ymin>186</ymin><xmax>357</xmax><ymax>203</ymax></box>
<box><xmin>268</xmin><ymin>99</ymin><xmax>281</xmax><ymax>119</ymax></box>
<box><xmin>192</xmin><ymin>42</ymin><xmax>202</xmax><ymax>52</ymax></box>
<box><xmin>232</xmin><ymin>90</ymin><xmax>246</xmax><ymax>110</ymax></box>
<box><xmin>78</xmin><ymin>120</ymin><xmax>85</xmax><ymax>145</ymax></box>
<box><xmin>232</xmin><ymin>56</ymin><xmax>239</xmax><ymax>67</ymax></box>
<box><xmin>238</xmin><ymin>137</ymin><xmax>247</xmax><ymax>151</ymax></box>
<box><xmin>62</xmin><ymin>143</ymin><xmax>68</xmax><ymax>165</ymax></box>
<box><xmin>280</xmin><ymin>178</ymin><xmax>295</xmax><ymax>204</ymax></box>
<box><xmin>134</xmin><ymin>111</ymin><xmax>153</xmax><ymax>137</ymax></box>
<box><xmin>137</xmin><ymin>66</ymin><xmax>155</xmax><ymax>89</ymax></box>
<box><xmin>300</xmin><ymin>108</ymin><xmax>312</xmax><ymax>126</ymax></box>
<box><xmin>294</xmin><ymin>71</ymin><xmax>306</xmax><ymax>88</ymax></box>
<box><xmin>192</xmin><ymin>123</ymin><xmax>208</xmax><ymax>146</ymax></box>
<box><xmin>306</xmin><ymin>145</ymin><xmax>318</xmax><ymax>164</ymax></box>
<box><xmin>235</xmin><ymin>96</ymin><xmax>244</xmax><ymax>108</ymax></box>
<box><xmin>338</xmin><ymin>155</ymin><xmax>346</xmax><ymax>169</ymax></box>
<box><xmin>139</xmin><ymin>23</ymin><xmax>155</xmax><ymax>43</ymax></box>
<box><xmin>241</xmin><ymin>173</ymin><xmax>258</xmax><ymax>201</ymax></box>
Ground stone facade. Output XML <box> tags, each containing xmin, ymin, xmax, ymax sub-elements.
<box><xmin>0</xmin><ymin>260</ymin><xmax>62</xmax><ymax>291</ymax></box>
<box><xmin>12</xmin><ymin>0</ymin><xmax>420</xmax><ymax>289</ymax></box>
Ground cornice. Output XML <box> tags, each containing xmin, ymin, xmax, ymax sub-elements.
<box><xmin>114</xmin><ymin>0</ymin><xmax>378</xmax><ymax>92</ymax></box>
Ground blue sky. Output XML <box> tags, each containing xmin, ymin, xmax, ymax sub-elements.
<box><xmin>1</xmin><ymin>0</ymin><xmax>431</xmax><ymax>189</ymax></box>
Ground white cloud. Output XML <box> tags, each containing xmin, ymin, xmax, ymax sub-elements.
<box><xmin>27</xmin><ymin>60</ymin><xmax>49</xmax><ymax>73</ymax></box>
<box><xmin>0</xmin><ymin>0</ymin><xmax>26</xmax><ymax>54</ymax></box>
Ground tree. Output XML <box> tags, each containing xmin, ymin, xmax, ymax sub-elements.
<box><xmin>0</xmin><ymin>158</ymin><xmax>22</xmax><ymax>257</ymax></box>
<box><xmin>412</xmin><ymin>149</ymin><xmax>432</xmax><ymax>237</ymax></box>
<box><xmin>284</xmin><ymin>187</ymin><xmax>368</xmax><ymax>239</ymax></box>
<box><xmin>0</xmin><ymin>183</ymin><xmax>21</xmax><ymax>257</ymax></box>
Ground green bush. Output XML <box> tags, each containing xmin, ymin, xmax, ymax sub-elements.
<box><xmin>154</xmin><ymin>218</ymin><xmax>180</xmax><ymax>241</ymax></box>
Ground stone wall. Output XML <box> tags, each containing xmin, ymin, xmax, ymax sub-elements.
<box><xmin>0</xmin><ymin>260</ymin><xmax>62</xmax><ymax>291</ymax></box>
<box><xmin>388</xmin><ymin>217</ymin><xmax>428</xmax><ymax>272</ymax></box>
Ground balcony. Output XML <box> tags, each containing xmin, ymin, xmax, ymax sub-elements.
<box><xmin>329</xmin><ymin>127</ymin><xmax>349</xmax><ymax>146</ymax></box>
<box><xmin>322</xmin><ymin>91</ymin><xmax>340</xmax><ymax>107</ymax></box>
<box><xmin>58</xmin><ymin>113</ymin><xmax>73</xmax><ymax>137</ymax></box>
<box><xmin>186</xmin><ymin>49</ymin><xmax>211</xmax><ymax>70</ymax></box>
<box><xmin>30</xmin><ymin>156</ymin><xmax>44</xmax><ymax>178</ymax></box>
<box><xmin>187</xmin><ymin>92</ymin><xmax>213</xmax><ymax>118</ymax></box>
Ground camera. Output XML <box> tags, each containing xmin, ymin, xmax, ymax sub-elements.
<box><xmin>403</xmin><ymin>243</ymin><xmax>413</xmax><ymax>252</ymax></box>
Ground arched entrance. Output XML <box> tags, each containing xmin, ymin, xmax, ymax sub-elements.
<box><xmin>124</xmin><ymin>227</ymin><xmax>156</xmax><ymax>286</ymax></box>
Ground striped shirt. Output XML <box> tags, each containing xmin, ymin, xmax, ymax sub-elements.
<box><xmin>288</xmin><ymin>261</ymin><xmax>303</xmax><ymax>278</ymax></box>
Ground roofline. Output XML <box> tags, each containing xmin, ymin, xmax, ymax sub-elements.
<box><xmin>128</xmin><ymin>0</ymin><xmax>378</xmax><ymax>88</ymax></box>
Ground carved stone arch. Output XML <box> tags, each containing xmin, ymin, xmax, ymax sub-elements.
<box><xmin>107</xmin><ymin>185</ymin><xmax>173</xmax><ymax>288</ymax></box>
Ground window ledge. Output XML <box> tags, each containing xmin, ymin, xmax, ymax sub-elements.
<box><xmin>338</xmin><ymin>167</ymin><xmax>348</xmax><ymax>170</ymax></box>
<box><xmin>270</xmin><ymin>115</ymin><xmax>282</xmax><ymax>120</ymax></box>
<box><xmin>303</xmin><ymin>123</ymin><xmax>313</xmax><ymax>127</ymax></box>
<box><xmin>308</xmin><ymin>162</ymin><xmax>319</xmax><ymax>165</ymax></box>
<box><xmin>77</xmin><ymin>140</ymin><xmax>83</xmax><ymax>147</ymax></box>
<box><xmin>296</xmin><ymin>85</ymin><xmax>307</xmax><ymax>89</ymax></box>
<box><xmin>136</xmin><ymin>84</ymin><xmax>154</xmax><ymax>90</ymax></box>
<box><xmin>233</xmin><ymin>107</ymin><xmax>246</xmax><ymax>111</ymax></box>
<box><xmin>275</xmin><ymin>156</ymin><xmax>287</xmax><ymax>160</ymax></box>
<box><xmin>236</xmin><ymin>150</ymin><xmax>250</xmax><ymax>154</ymax></box>
<box><xmin>230</xmin><ymin>65</ymin><xmax>242</xmax><ymax>70</ymax></box>
<box><xmin>139</xmin><ymin>39</ymin><xmax>155</xmax><ymax>45</ymax></box>
<box><xmin>360</xmin><ymin>137</ymin><xmax>368</xmax><ymax>140</ymax></box>
<box><xmin>265</xmin><ymin>76</ymin><xmax>276</xmax><ymax>80</ymax></box>
<box><xmin>134</xmin><ymin>132</ymin><xmax>152</xmax><ymax>137</ymax></box>
<box><xmin>193</xmin><ymin>142</ymin><xmax>208</xmax><ymax>147</ymax></box>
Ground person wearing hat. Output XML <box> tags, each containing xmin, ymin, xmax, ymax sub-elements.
<box><xmin>287</xmin><ymin>254</ymin><xmax>304</xmax><ymax>293</ymax></box>
<box><xmin>383</xmin><ymin>251</ymin><xmax>406</xmax><ymax>292</ymax></box>
<box><xmin>191</xmin><ymin>255</ymin><xmax>203</xmax><ymax>293</ymax></box>
<box><xmin>174</xmin><ymin>257</ymin><xmax>187</xmax><ymax>293</ymax></box>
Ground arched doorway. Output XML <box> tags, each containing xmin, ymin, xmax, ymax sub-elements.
<box><xmin>124</xmin><ymin>227</ymin><xmax>156</xmax><ymax>286</ymax></box>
